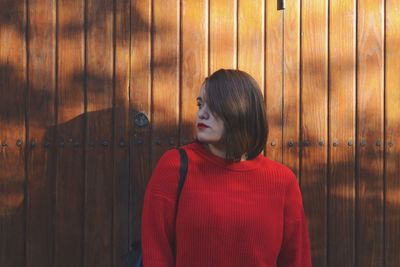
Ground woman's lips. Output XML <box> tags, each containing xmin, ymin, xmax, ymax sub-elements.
<box><xmin>197</xmin><ymin>123</ymin><xmax>210</xmax><ymax>128</ymax></box>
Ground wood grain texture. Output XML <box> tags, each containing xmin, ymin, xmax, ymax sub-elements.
<box><xmin>85</xmin><ymin>0</ymin><xmax>114</xmax><ymax>266</ymax></box>
<box><xmin>329</xmin><ymin>1</ymin><xmax>356</xmax><ymax>266</ymax></box>
<box><xmin>27</xmin><ymin>0</ymin><xmax>57</xmax><ymax>266</ymax></box>
<box><xmin>181</xmin><ymin>0</ymin><xmax>208</xmax><ymax>144</ymax></box>
<box><xmin>265</xmin><ymin>0</ymin><xmax>283</xmax><ymax>161</ymax></box>
<box><xmin>385</xmin><ymin>0</ymin><xmax>400</xmax><ymax>266</ymax></box>
<box><xmin>357</xmin><ymin>0</ymin><xmax>384</xmax><ymax>266</ymax></box>
<box><xmin>0</xmin><ymin>0</ymin><xmax>399</xmax><ymax>265</ymax></box>
<box><xmin>130</xmin><ymin>0</ymin><xmax>152</xmax><ymax>246</ymax></box>
<box><xmin>210</xmin><ymin>0</ymin><xmax>236</xmax><ymax>72</ymax></box>
<box><xmin>0</xmin><ymin>0</ymin><xmax>26</xmax><ymax>266</ymax></box>
<box><xmin>55</xmin><ymin>0</ymin><xmax>85</xmax><ymax>266</ymax></box>
<box><xmin>151</xmin><ymin>0</ymin><xmax>180</xmax><ymax>168</ymax></box>
<box><xmin>238</xmin><ymin>0</ymin><xmax>263</xmax><ymax>89</ymax></box>
<box><xmin>301</xmin><ymin>0</ymin><xmax>328</xmax><ymax>265</ymax></box>
<box><xmin>283</xmin><ymin>0</ymin><xmax>300</xmax><ymax>178</ymax></box>
<box><xmin>113</xmin><ymin>0</ymin><xmax>130</xmax><ymax>265</ymax></box>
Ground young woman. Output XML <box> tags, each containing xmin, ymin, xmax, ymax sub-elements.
<box><xmin>141</xmin><ymin>69</ymin><xmax>312</xmax><ymax>267</ymax></box>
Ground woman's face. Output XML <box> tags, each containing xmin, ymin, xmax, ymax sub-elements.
<box><xmin>195</xmin><ymin>85</ymin><xmax>225</xmax><ymax>145</ymax></box>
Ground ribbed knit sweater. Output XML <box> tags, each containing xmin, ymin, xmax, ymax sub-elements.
<box><xmin>141</xmin><ymin>140</ymin><xmax>312</xmax><ymax>267</ymax></box>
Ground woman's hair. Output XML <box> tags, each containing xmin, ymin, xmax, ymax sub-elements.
<box><xmin>199</xmin><ymin>68</ymin><xmax>268</xmax><ymax>162</ymax></box>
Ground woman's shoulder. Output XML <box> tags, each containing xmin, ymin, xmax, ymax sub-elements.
<box><xmin>146</xmin><ymin>147</ymin><xmax>186</xmax><ymax>200</ymax></box>
<box><xmin>149</xmin><ymin>147</ymin><xmax>183</xmax><ymax>187</ymax></box>
<box><xmin>154</xmin><ymin>145</ymin><xmax>193</xmax><ymax>171</ymax></box>
<box><xmin>155</xmin><ymin>147</ymin><xmax>182</xmax><ymax>167</ymax></box>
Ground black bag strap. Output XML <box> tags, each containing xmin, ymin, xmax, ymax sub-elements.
<box><xmin>176</xmin><ymin>147</ymin><xmax>188</xmax><ymax>210</ymax></box>
<box><xmin>124</xmin><ymin>147</ymin><xmax>188</xmax><ymax>266</ymax></box>
<box><xmin>131</xmin><ymin>147</ymin><xmax>188</xmax><ymax>249</ymax></box>
<box><xmin>171</xmin><ymin>147</ymin><xmax>188</xmax><ymax>257</ymax></box>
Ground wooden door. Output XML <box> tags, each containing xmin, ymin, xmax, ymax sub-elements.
<box><xmin>0</xmin><ymin>0</ymin><xmax>399</xmax><ymax>266</ymax></box>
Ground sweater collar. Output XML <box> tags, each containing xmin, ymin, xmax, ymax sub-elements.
<box><xmin>186</xmin><ymin>140</ymin><xmax>264</xmax><ymax>171</ymax></box>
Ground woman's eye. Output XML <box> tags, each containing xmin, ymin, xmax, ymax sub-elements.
<box><xmin>196</xmin><ymin>103</ymin><xmax>202</xmax><ymax>109</ymax></box>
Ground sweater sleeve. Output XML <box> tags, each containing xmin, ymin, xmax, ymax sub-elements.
<box><xmin>277</xmin><ymin>171</ymin><xmax>312</xmax><ymax>267</ymax></box>
<box><xmin>141</xmin><ymin>149</ymin><xmax>181</xmax><ymax>267</ymax></box>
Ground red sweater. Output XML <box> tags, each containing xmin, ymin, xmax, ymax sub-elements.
<box><xmin>141</xmin><ymin>140</ymin><xmax>312</xmax><ymax>267</ymax></box>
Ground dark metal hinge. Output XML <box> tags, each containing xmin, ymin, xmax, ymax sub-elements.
<box><xmin>278</xmin><ymin>0</ymin><xmax>285</xmax><ymax>10</ymax></box>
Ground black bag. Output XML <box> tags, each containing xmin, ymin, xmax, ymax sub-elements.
<box><xmin>122</xmin><ymin>147</ymin><xmax>189</xmax><ymax>267</ymax></box>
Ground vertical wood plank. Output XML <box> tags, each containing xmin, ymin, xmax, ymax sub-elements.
<box><xmin>385</xmin><ymin>0</ymin><xmax>400</xmax><ymax>266</ymax></box>
<box><xmin>237</xmin><ymin>0</ymin><xmax>263</xmax><ymax>88</ymax></box>
<box><xmin>329</xmin><ymin>0</ymin><xmax>356</xmax><ymax>266</ymax></box>
<box><xmin>301</xmin><ymin>0</ymin><xmax>328</xmax><ymax>265</ymax></box>
<box><xmin>181</xmin><ymin>0</ymin><xmax>208</xmax><ymax>144</ymax></box>
<box><xmin>85</xmin><ymin>0</ymin><xmax>114</xmax><ymax>266</ymax></box>
<box><xmin>151</xmin><ymin>0</ymin><xmax>179</xmax><ymax>167</ymax></box>
<box><xmin>27</xmin><ymin>0</ymin><xmax>57</xmax><ymax>266</ymax></box>
<box><xmin>130</xmin><ymin>0</ymin><xmax>152</xmax><ymax>246</ymax></box>
<box><xmin>0</xmin><ymin>0</ymin><xmax>26</xmax><ymax>266</ymax></box>
<box><xmin>55</xmin><ymin>0</ymin><xmax>85</xmax><ymax>266</ymax></box>
<box><xmin>265</xmin><ymin>0</ymin><xmax>283</xmax><ymax>161</ymax></box>
<box><xmin>113</xmin><ymin>0</ymin><xmax>130</xmax><ymax>265</ymax></box>
<box><xmin>357</xmin><ymin>0</ymin><xmax>384</xmax><ymax>266</ymax></box>
<box><xmin>283</xmin><ymin>0</ymin><xmax>300</xmax><ymax>177</ymax></box>
<box><xmin>210</xmin><ymin>0</ymin><xmax>236</xmax><ymax>72</ymax></box>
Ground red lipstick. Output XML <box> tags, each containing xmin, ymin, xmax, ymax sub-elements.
<box><xmin>197</xmin><ymin>123</ymin><xmax>210</xmax><ymax>128</ymax></box>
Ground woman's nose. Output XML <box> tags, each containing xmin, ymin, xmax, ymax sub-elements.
<box><xmin>197</xmin><ymin>107</ymin><xmax>209</xmax><ymax>119</ymax></box>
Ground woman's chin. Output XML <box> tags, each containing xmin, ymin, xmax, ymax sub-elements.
<box><xmin>196</xmin><ymin>133</ymin><xmax>210</xmax><ymax>143</ymax></box>
<box><xmin>196</xmin><ymin>134</ymin><xmax>206</xmax><ymax>142</ymax></box>
<box><xmin>196</xmin><ymin>133</ymin><xmax>220</xmax><ymax>144</ymax></box>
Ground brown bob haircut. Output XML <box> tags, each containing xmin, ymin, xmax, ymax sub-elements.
<box><xmin>199</xmin><ymin>68</ymin><xmax>268</xmax><ymax>162</ymax></box>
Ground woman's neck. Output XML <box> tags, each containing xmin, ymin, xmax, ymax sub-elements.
<box><xmin>205</xmin><ymin>143</ymin><xmax>225</xmax><ymax>159</ymax></box>
<box><xmin>203</xmin><ymin>143</ymin><xmax>247</xmax><ymax>161</ymax></box>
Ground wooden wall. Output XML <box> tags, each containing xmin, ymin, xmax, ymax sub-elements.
<box><xmin>0</xmin><ymin>0</ymin><xmax>399</xmax><ymax>266</ymax></box>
